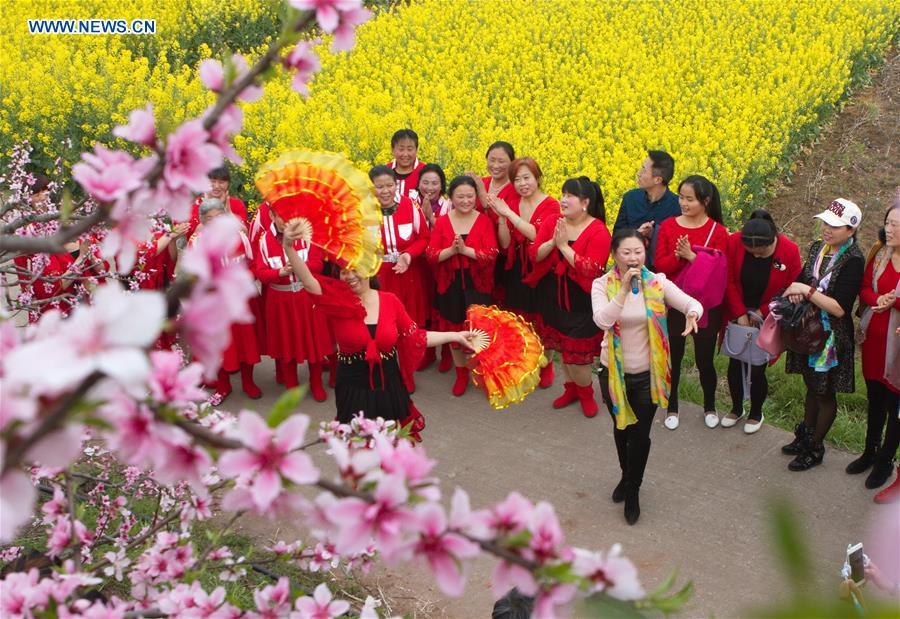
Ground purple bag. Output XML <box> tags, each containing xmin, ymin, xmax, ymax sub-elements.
<box><xmin>756</xmin><ymin>311</ymin><xmax>784</xmax><ymax>357</ymax></box>
<box><xmin>674</xmin><ymin>224</ymin><xmax>726</xmax><ymax>328</ymax></box>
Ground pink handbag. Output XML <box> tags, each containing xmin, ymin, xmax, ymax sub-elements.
<box><xmin>756</xmin><ymin>311</ymin><xmax>784</xmax><ymax>357</ymax></box>
<box><xmin>674</xmin><ymin>224</ymin><xmax>726</xmax><ymax>327</ymax></box>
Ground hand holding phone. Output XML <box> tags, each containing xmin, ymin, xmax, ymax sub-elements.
<box><xmin>846</xmin><ymin>543</ymin><xmax>866</xmax><ymax>585</ymax></box>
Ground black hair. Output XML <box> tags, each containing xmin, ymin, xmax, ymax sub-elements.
<box><xmin>677</xmin><ymin>175</ymin><xmax>724</xmax><ymax>224</ymax></box>
<box><xmin>416</xmin><ymin>163</ymin><xmax>446</xmax><ymax>196</ymax></box>
<box><xmin>741</xmin><ymin>209</ymin><xmax>778</xmax><ymax>248</ymax></box>
<box><xmin>448</xmin><ymin>175</ymin><xmax>479</xmax><ymax>197</ymax></box>
<box><xmin>208</xmin><ymin>166</ymin><xmax>230</xmax><ymax>181</ymax></box>
<box><xmin>492</xmin><ymin>589</ymin><xmax>534</xmax><ymax>619</ymax></box>
<box><xmin>878</xmin><ymin>198</ymin><xmax>900</xmax><ymax>244</ymax></box>
<box><xmin>486</xmin><ymin>141</ymin><xmax>515</xmax><ymax>161</ymax></box>
<box><xmin>368</xmin><ymin>165</ymin><xmax>396</xmax><ymax>182</ymax></box>
<box><xmin>390</xmin><ymin>129</ymin><xmax>419</xmax><ymax>148</ymax></box>
<box><xmin>610</xmin><ymin>227</ymin><xmax>646</xmax><ymax>254</ymax></box>
<box><xmin>561</xmin><ymin>176</ymin><xmax>605</xmax><ymax>222</ymax></box>
<box><xmin>647</xmin><ymin>150</ymin><xmax>675</xmax><ymax>185</ymax></box>
<box><xmin>30</xmin><ymin>174</ymin><xmax>51</xmax><ymax>194</ymax></box>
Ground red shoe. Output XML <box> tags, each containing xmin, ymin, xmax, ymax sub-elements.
<box><xmin>874</xmin><ymin>466</ymin><xmax>900</xmax><ymax>504</ymax></box>
<box><xmin>283</xmin><ymin>361</ymin><xmax>299</xmax><ymax>389</ymax></box>
<box><xmin>539</xmin><ymin>363</ymin><xmax>555</xmax><ymax>389</ymax></box>
<box><xmin>308</xmin><ymin>362</ymin><xmax>327</xmax><ymax>402</ymax></box>
<box><xmin>438</xmin><ymin>344</ymin><xmax>453</xmax><ymax>373</ymax></box>
<box><xmin>240</xmin><ymin>363</ymin><xmax>262</xmax><ymax>399</ymax></box>
<box><xmin>327</xmin><ymin>356</ymin><xmax>337</xmax><ymax>388</ymax></box>
<box><xmin>552</xmin><ymin>382</ymin><xmax>578</xmax><ymax>409</ymax></box>
<box><xmin>577</xmin><ymin>384</ymin><xmax>599</xmax><ymax>418</ymax></box>
<box><xmin>452</xmin><ymin>367</ymin><xmax>469</xmax><ymax>396</ymax></box>
<box><xmin>418</xmin><ymin>347</ymin><xmax>437</xmax><ymax>372</ymax></box>
<box><xmin>214</xmin><ymin>368</ymin><xmax>232</xmax><ymax>403</ymax></box>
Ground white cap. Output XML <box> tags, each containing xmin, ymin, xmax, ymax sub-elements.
<box><xmin>814</xmin><ymin>198</ymin><xmax>862</xmax><ymax>229</ymax></box>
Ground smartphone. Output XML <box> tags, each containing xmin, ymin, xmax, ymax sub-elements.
<box><xmin>847</xmin><ymin>543</ymin><xmax>865</xmax><ymax>585</ymax></box>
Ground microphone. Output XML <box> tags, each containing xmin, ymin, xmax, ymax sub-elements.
<box><xmin>629</xmin><ymin>264</ymin><xmax>640</xmax><ymax>294</ymax></box>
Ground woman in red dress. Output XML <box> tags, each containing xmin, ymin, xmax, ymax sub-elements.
<box><xmin>416</xmin><ymin>163</ymin><xmax>452</xmax><ymax>229</ymax></box>
<box><xmin>530</xmin><ymin>177</ymin><xmax>610</xmax><ymax>417</ymax></box>
<box><xmin>488</xmin><ymin>157</ymin><xmax>561</xmax><ymax>390</ymax></box>
<box><xmin>281</xmin><ymin>226</ymin><xmax>474</xmax><ymax>438</ymax></box>
<box><xmin>427</xmin><ymin>176</ymin><xmax>499</xmax><ymax>396</ymax></box>
<box><xmin>470</xmin><ymin>141</ymin><xmax>517</xmax><ymax>214</ymax></box>
<box><xmin>653</xmin><ymin>175</ymin><xmax>729</xmax><ymax>430</ymax></box>
<box><xmin>251</xmin><ymin>209</ymin><xmax>334</xmax><ymax>402</ymax></box>
<box><xmin>192</xmin><ymin>199</ymin><xmax>262</xmax><ymax>401</ymax></box>
<box><xmin>850</xmin><ymin>202</ymin><xmax>900</xmax><ymax>493</ymax></box>
<box><xmin>370</xmin><ymin>165</ymin><xmax>431</xmax><ymax>390</ymax></box>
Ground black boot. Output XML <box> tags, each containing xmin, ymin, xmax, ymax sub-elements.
<box><xmin>612</xmin><ymin>477</ymin><xmax>626</xmax><ymax>503</ymax></box>
<box><xmin>866</xmin><ymin>460</ymin><xmax>895</xmax><ymax>489</ymax></box>
<box><xmin>846</xmin><ymin>448</ymin><xmax>877</xmax><ymax>475</ymax></box>
<box><xmin>789</xmin><ymin>440</ymin><xmax>825</xmax><ymax>471</ymax></box>
<box><xmin>782</xmin><ymin>422</ymin><xmax>809</xmax><ymax>455</ymax></box>
<box><xmin>624</xmin><ymin>483</ymin><xmax>640</xmax><ymax>525</ymax></box>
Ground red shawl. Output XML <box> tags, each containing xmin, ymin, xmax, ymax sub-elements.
<box><xmin>426</xmin><ymin>212</ymin><xmax>499</xmax><ymax>294</ymax></box>
<box><xmin>526</xmin><ymin>216</ymin><xmax>611</xmax><ymax>293</ymax></box>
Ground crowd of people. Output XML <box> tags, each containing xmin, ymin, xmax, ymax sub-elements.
<box><xmin>11</xmin><ymin>130</ymin><xmax>900</xmax><ymax>526</ymax></box>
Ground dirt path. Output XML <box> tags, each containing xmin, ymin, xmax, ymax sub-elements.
<box><xmin>766</xmin><ymin>48</ymin><xmax>899</xmax><ymax>246</ymax></box>
<box><xmin>228</xmin><ymin>360</ymin><xmax>893</xmax><ymax>618</ymax></box>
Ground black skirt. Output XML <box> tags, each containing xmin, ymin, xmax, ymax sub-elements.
<box><xmin>435</xmin><ymin>268</ymin><xmax>492</xmax><ymax>325</ymax></box>
<box><xmin>542</xmin><ymin>274</ymin><xmax>601</xmax><ymax>339</ymax></box>
<box><xmin>335</xmin><ymin>351</ymin><xmax>409</xmax><ymax>424</ymax></box>
<box><xmin>503</xmin><ymin>251</ymin><xmax>538</xmax><ymax>315</ymax></box>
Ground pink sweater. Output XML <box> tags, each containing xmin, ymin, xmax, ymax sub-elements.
<box><xmin>591</xmin><ymin>272</ymin><xmax>703</xmax><ymax>373</ymax></box>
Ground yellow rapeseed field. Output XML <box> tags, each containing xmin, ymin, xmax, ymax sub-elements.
<box><xmin>1</xmin><ymin>0</ymin><xmax>897</xmax><ymax>223</ymax></box>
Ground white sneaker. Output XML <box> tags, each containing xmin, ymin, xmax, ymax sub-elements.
<box><xmin>720</xmin><ymin>413</ymin><xmax>743</xmax><ymax>428</ymax></box>
<box><xmin>743</xmin><ymin>415</ymin><xmax>764</xmax><ymax>434</ymax></box>
<box><xmin>664</xmin><ymin>413</ymin><xmax>680</xmax><ymax>430</ymax></box>
<box><xmin>704</xmin><ymin>412</ymin><xmax>720</xmax><ymax>428</ymax></box>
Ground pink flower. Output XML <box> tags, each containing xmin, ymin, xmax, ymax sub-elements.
<box><xmin>533</xmin><ymin>583</ymin><xmax>578</xmax><ymax>619</ymax></box>
<box><xmin>291</xmin><ymin>583</ymin><xmax>349</xmax><ymax>619</ymax></box>
<box><xmin>148</xmin><ymin>350</ymin><xmax>206</xmax><ymax>405</ymax></box>
<box><xmin>289</xmin><ymin>0</ymin><xmax>361</xmax><ymax>34</ymax></box>
<box><xmin>491</xmin><ymin>561</ymin><xmax>538</xmax><ymax>599</ymax></box>
<box><xmin>408</xmin><ymin>503</ymin><xmax>479</xmax><ymax>597</ymax></box>
<box><xmin>104</xmin><ymin>395</ymin><xmax>163</xmax><ymax>469</ymax></box>
<box><xmin>178</xmin><ymin>290</ymin><xmax>234</xmax><ymax>377</ymax></box>
<box><xmin>377</xmin><ymin>435</ymin><xmax>435</xmax><ymax>483</ymax></box>
<box><xmin>103</xmin><ymin>198</ymin><xmax>153</xmax><ymax>273</ymax></box>
<box><xmin>28</xmin><ymin>424</ymin><xmax>84</xmax><ymax>469</ymax></box>
<box><xmin>479</xmin><ymin>491</ymin><xmax>534</xmax><ymax>538</ymax></box>
<box><xmin>0</xmin><ymin>467</ymin><xmax>36</xmax><ymax>542</ymax></box>
<box><xmin>528</xmin><ymin>502</ymin><xmax>564</xmax><ymax>563</ymax></box>
<box><xmin>329</xmin><ymin>474</ymin><xmax>416</xmax><ymax>557</ymax></box>
<box><xmin>198</xmin><ymin>59</ymin><xmax>225</xmax><ymax>92</ymax></box>
<box><xmin>113</xmin><ymin>104</ymin><xmax>156</xmax><ymax>146</ymax></box>
<box><xmin>0</xmin><ymin>569</ymin><xmax>42</xmax><ymax>615</ymax></box>
<box><xmin>283</xmin><ymin>43</ymin><xmax>321</xmax><ymax>96</ymax></box>
<box><xmin>218</xmin><ymin>412</ymin><xmax>320</xmax><ymax>512</ymax></box>
<box><xmin>253</xmin><ymin>577</ymin><xmax>292</xmax><ymax>618</ymax></box>
<box><xmin>41</xmin><ymin>486</ymin><xmax>67</xmax><ymax>524</ymax></box>
<box><xmin>152</xmin><ymin>427</ymin><xmax>213</xmax><ymax>491</ymax></box>
<box><xmin>229</xmin><ymin>54</ymin><xmax>264</xmax><ymax>102</ymax></box>
<box><xmin>327</xmin><ymin>438</ymin><xmax>379</xmax><ymax>485</ymax></box>
<box><xmin>163</xmin><ymin>119</ymin><xmax>223</xmax><ymax>195</ymax></box>
<box><xmin>47</xmin><ymin>518</ymin><xmax>73</xmax><ymax>557</ymax></box>
<box><xmin>72</xmin><ymin>145</ymin><xmax>151</xmax><ymax>204</ymax></box>
<box><xmin>571</xmin><ymin>545</ymin><xmax>644</xmax><ymax>600</ymax></box>
<box><xmin>206</xmin><ymin>104</ymin><xmax>244</xmax><ymax>165</ymax></box>
<box><xmin>332</xmin><ymin>6</ymin><xmax>371</xmax><ymax>52</ymax></box>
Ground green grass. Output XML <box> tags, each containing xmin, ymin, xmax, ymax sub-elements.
<box><xmin>676</xmin><ymin>343</ymin><xmax>868</xmax><ymax>453</ymax></box>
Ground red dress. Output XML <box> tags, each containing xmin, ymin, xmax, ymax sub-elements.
<box><xmin>501</xmin><ymin>195</ymin><xmax>561</xmax><ymax>326</ymax></box>
<box><xmin>390</xmin><ymin>159</ymin><xmax>426</xmax><ymax>202</ymax></box>
<box><xmin>189</xmin><ymin>228</ymin><xmax>261</xmax><ymax>372</ymax></box>
<box><xmin>14</xmin><ymin>252</ymin><xmax>75</xmax><ymax>321</ymax></box>
<box><xmin>426</xmin><ymin>212</ymin><xmax>499</xmax><ymax>331</ymax></box>
<box><xmin>251</xmin><ymin>226</ymin><xmax>334</xmax><ymax>364</ymax></box>
<box><xmin>860</xmin><ymin>257</ymin><xmax>900</xmax><ymax>390</ymax></box>
<box><xmin>313</xmin><ymin>279</ymin><xmax>427</xmax><ymax>436</ymax></box>
<box><xmin>476</xmin><ymin>176</ymin><xmax>517</xmax><ymax>220</ymax></box>
<box><xmin>377</xmin><ymin>197</ymin><xmax>431</xmax><ymax>326</ymax></box>
<box><xmin>528</xmin><ymin>217</ymin><xmax>611</xmax><ymax>364</ymax></box>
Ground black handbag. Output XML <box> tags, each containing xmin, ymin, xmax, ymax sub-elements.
<box><xmin>769</xmin><ymin>296</ymin><xmax>826</xmax><ymax>355</ymax></box>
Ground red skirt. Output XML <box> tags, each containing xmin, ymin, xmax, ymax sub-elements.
<box><xmin>378</xmin><ymin>258</ymin><xmax>431</xmax><ymax>327</ymax></box>
<box><xmin>222</xmin><ymin>320</ymin><xmax>262</xmax><ymax>372</ymax></box>
<box><xmin>542</xmin><ymin>326</ymin><xmax>603</xmax><ymax>365</ymax></box>
<box><xmin>264</xmin><ymin>287</ymin><xmax>334</xmax><ymax>363</ymax></box>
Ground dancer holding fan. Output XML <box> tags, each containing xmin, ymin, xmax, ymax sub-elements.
<box><xmin>427</xmin><ymin>175</ymin><xmax>500</xmax><ymax>396</ymax></box>
<box><xmin>282</xmin><ymin>224</ymin><xmax>475</xmax><ymax>438</ymax></box>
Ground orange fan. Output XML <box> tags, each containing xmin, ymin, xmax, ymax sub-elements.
<box><xmin>465</xmin><ymin>305</ymin><xmax>548</xmax><ymax>410</ymax></box>
<box><xmin>254</xmin><ymin>150</ymin><xmax>382</xmax><ymax>277</ymax></box>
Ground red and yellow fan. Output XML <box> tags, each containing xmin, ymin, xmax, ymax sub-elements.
<box><xmin>254</xmin><ymin>150</ymin><xmax>382</xmax><ymax>277</ymax></box>
<box><xmin>465</xmin><ymin>305</ymin><xmax>548</xmax><ymax>410</ymax></box>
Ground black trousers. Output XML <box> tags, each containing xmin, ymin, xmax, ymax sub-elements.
<box><xmin>865</xmin><ymin>379</ymin><xmax>900</xmax><ymax>466</ymax></box>
<box><xmin>667</xmin><ymin>307</ymin><xmax>722</xmax><ymax>413</ymax></box>
<box><xmin>598</xmin><ymin>367</ymin><xmax>656</xmax><ymax>488</ymax></box>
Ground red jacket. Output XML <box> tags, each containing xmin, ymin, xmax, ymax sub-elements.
<box><xmin>654</xmin><ymin>217</ymin><xmax>729</xmax><ymax>280</ymax></box>
<box><xmin>426</xmin><ymin>212</ymin><xmax>498</xmax><ymax>294</ymax></box>
<box><xmin>503</xmin><ymin>195</ymin><xmax>560</xmax><ymax>272</ymax></box>
<box><xmin>187</xmin><ymin>196</ymin><xmax>249</xmax><ymax>239</ymax></box>
<box><xmin>389</xmin><ymin>159</ymin><xmax>426</xmax><ymax>202</ymax></box>
<box><xmin>526</xmin><ymin>216</ymin><xmax>610</xmax><ymax>293</ymax></box>
<box><xmin>724</xmin><ymin>232</ymin><xmax>802</xmax><ymax>320</ymax></box>
<box><xmin>379</xmin><ymin>197</ymin><xmax>429</xmax><ymax>259</ymax></box>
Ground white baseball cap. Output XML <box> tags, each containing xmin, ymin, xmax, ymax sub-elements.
<box><xmin>814</xmin><ymin>198</ymin><xmax>862</xmax><ymax>228</ymax></box>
